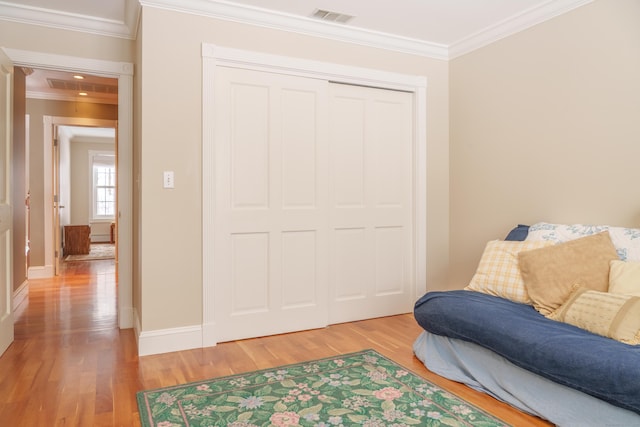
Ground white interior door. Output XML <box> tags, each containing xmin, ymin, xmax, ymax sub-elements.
<box><xmin>0</xmin><ymin>49</ymin><xmax>14</xmax><ymax>356</ymax></box>
<box><xmin>328</xmin><ymin>83</ymin><xmax>414</xmax><ymax>323</ymax></box>
<box><xmin>213</xmin><ymin>67</ymin><xmax>329</xmax><ymax>342</ymax></box>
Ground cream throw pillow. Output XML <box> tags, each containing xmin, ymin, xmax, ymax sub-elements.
<box><xmin>609</xmin><ymin>260</ymin><xmax>640</xmax><ymax>297</ymax></box>
<box><xmin>549</xmin><ymin>286</ymin><xmax>640</xmax><ymax>345</ymax></box>
<box><xmin>465</xmin><ymin>240</ymin><xmax>553</xmax><ymax>304</ymax></box>
<box><xmin>518</xmin><ymin>231</ymin><xmax>619</xmax><ymax>315</ymax></box>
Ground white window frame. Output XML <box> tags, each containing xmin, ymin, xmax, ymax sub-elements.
<box><xmin>89</xmin><ymin>150</ymin><xmax>116</xmax><ymax>221</ymax></box>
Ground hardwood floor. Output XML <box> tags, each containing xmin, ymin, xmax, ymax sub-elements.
<box><xmin>0</xmin><ymin>260</ymin><xmax>551</xmax><ymax>426</ymax></box>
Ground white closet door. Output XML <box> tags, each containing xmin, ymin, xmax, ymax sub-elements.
<box><xmin>328</xmin><ymin>83</ymin><xmax>414</xmax><ymax>324</ymax></box>
<box><xmin>213</xmin><ymin>67</ymin><xmax>329</xmax><ymax>342</ymax></box>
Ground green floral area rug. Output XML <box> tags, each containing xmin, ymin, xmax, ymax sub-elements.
<box><xmin>137</xmin><ymin>349</ymin><xmax>510</xmax><ymax>427</ymax></box>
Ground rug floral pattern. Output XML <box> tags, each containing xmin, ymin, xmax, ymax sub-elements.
<box><xmin>137</xmin><ymin>349</ymin><xmax>510</xmax><ymax>427</ymax></box>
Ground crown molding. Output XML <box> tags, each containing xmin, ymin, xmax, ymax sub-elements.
<box><xmin>449</xmin><ymin>0</ymin><xmax>594</xmax><ymax>59</ymax></box>
<box><xmin>2</xmin><ymin>0</ymin><xmax>593</xmax><ymax>59</ymax></box>
<box><xmin>0</xmin><ymin>0</ymin><xmax>140</xmax><ymax>39</ymax></box>
<box><xmin>141</xmin><ymin>0</ymin><xmax>592</xmax><ymax>60</ymax></box>
<box><xmin>139</xmin><ymin>0</ymin><xmax>449</xmax><ymax>60</ymax></box>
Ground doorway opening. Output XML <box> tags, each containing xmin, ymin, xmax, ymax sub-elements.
<box><xmin>20</xmin><ymin>67</ymin><xmax>119</xmax><ymax>340</ymax></box>
<box><xmin>49</xmin><ymin>122</ymin><xmax>118</xmax><ymax>275</ymax></box>
<box><xmin>55</xmin><ymin>125</ymin><xmax>117</xmax><ymax>272</ymax></box>
<box><xmin>4</xmin><ymin>48</ymin><xmax>134</xmax><ymax>330</ymax></box>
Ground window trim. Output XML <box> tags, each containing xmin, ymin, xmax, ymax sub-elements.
<box><xmin>89</xmin><ymin>150</ymin><xmax>116</xmax><ymax>221</ymax></box>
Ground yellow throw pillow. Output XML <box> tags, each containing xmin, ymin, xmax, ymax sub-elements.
<box><xmin>518</xmin><ymin>231</ymin><xmax>619</xmax><ymax>315</ymax></box>
<box><xmin>548</xmin><ymin>286</ymin><xmax>640</xmax><ymax>345</ymax></box>
<box><xmin>609</xmin><ymin>260</ymin><xmax>640</xmax><ymax>297</ymax></box>
<box><xmin>465</xmin><ymin>240</ymin><xmax>553</xmax><ymax>304</ymax></box>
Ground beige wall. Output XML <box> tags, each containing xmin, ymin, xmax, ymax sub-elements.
<box><xmin>449</xmin><ymin>0</ymin><xmax>640</xmax><ymax>287</ymax></box>
<box><xmin>137</xmin><ymin>7</ymin><xmax>450</xmax><ymax>331</ymax></box>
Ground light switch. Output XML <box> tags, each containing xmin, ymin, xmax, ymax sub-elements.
<box><xmin>163</xmin><ymin>171</ymin><xmax>175</xmax><ymax>189</ymax></box>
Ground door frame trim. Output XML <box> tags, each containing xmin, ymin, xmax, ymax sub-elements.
<box><xmin>201</xmin><ymin>44</ymin><xmax>427</xmax><ymax>347</ymax></box>
<box><xmin>2</xmin><ymin>48</ymin><xmax>134</xmax><ymax>329</ymax></box>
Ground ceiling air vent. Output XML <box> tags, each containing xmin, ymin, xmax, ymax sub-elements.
<box><xmin>311</xmin><ymin>9</ymin><xmax>354</xmax><ymax>24</ymax></box>
<box><xmin>47</xmin><ymin>78</ymin><xmax>118</xmax><ymax>94</ymax></box>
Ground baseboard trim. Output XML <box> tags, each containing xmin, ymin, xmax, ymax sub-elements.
<box><xmin>137</xmin><ymin>324</ymin><xmax>203</xmax><ymax>356</ymax></box>
<box><xmin>27</xmin><ymin>265</ymin><xmax>54</xmax><ymax>279</ymax></box>
<box><xmin>13</xmin><ymin>280</ymin><xmax>29</xmax><ymax>310</ymax></box>
<box><xmin>133</xmin><ymin>308</ymin><xmax>141</xmax><ymax>349</ymax></box>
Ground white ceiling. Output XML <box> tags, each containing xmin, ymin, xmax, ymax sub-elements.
<box><xmin>1</xmin><ymin>0</ymin><xmax>593</xmax><ymax>57</ymax></box>
<box><xmin>214</xmin><ymin>0</ymin><xmax>580</xmax><ymax>47</ymax></box>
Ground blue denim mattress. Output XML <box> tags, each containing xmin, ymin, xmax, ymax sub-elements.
<box><xmin>413</xmin><ymin>290</ymin><xmax>640</xmax><ymax>415</ymax></box>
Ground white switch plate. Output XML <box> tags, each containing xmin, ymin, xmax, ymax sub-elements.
<box><xmin>163</xmin><ymin>171</ymin><xmax>175</xmax><ymax>189</ymax></box>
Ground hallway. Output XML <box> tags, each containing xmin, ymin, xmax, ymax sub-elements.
<box><xmin>16</xmin><ymin>260</ymin><xmax>118</xmax><ymax>335</ymax></box>
<box><xmin>1</xmin><ymin>259</ymin><xmax>141</xmax><ymax>426</ymax></box>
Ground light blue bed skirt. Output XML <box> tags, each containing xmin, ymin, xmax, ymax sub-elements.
<box><xmin>413</xmin><ymin>331</ymin><xmax>640</xmax><ymax>427</ymax></box>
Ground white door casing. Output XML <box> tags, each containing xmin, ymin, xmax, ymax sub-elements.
<box><xmin>203</xmin><ymin>45</ymin><xmax>427</xmax><ymax>346</ymax></box>
<box><xmin>0</xmin><ymin>49</ymin><xmax>14</xmax><ymax>356</ymax></box>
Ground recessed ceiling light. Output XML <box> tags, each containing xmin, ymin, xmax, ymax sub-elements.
<box><xmin>78</xmin><ymin>92</ymin><xmax>88</xmax><ymax>96</ymax></box>
<box><xmin>73</xmin><ymin>75</ymin><xmax>85</xmax><ymax>80</ymax></box>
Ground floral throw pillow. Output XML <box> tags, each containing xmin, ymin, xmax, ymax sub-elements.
<box><xmin>526</xmin><ymin>222</ymin><xmax>640</xmax><ymax>261</ymax></box>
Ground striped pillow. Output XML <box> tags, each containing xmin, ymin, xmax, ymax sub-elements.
<box><xmin>549</xmin><ymin>286</ymin><xmax>640</xmax><ymax>345</ymax></box>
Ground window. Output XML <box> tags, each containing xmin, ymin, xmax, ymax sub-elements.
<box><xmin>91</xmin><ymin>152</ymin><xmax>116</xmax><ymax>220</ymax></box>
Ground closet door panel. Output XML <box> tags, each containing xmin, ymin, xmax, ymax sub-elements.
<box><xmin>329</xmin><ymin>84</ymin><xmax>414</xmax><ymax>323</ymax></box>
<box><xmin>331</xmin><ymin>96</ymin><xmax>365</xmax><ymax>208</ymax></box>
<box><xmin>230</xmin><ymin>84</ymin><xmax>269</xmax><ymax>209</ymax></box>
<box><xmin>214</xmin><ymin>67</ymin><xmax>328</xmax><ymax>342</ymax></box>
<box><xmin>281</xmin><ymin>89</ymin><xmax>318</xmax><ymax>209</ymax></box>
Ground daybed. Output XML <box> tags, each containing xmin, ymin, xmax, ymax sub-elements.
<box><xmin>413</xmin><ymin>223</ymin><xmax>640</xmax><ymax>426</ymax></box>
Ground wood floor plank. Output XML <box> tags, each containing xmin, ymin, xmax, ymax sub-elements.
<box><xmin>0</xmin><ymin>259</ymin><xmax>552</xmax><ymax>426</ymax></box>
